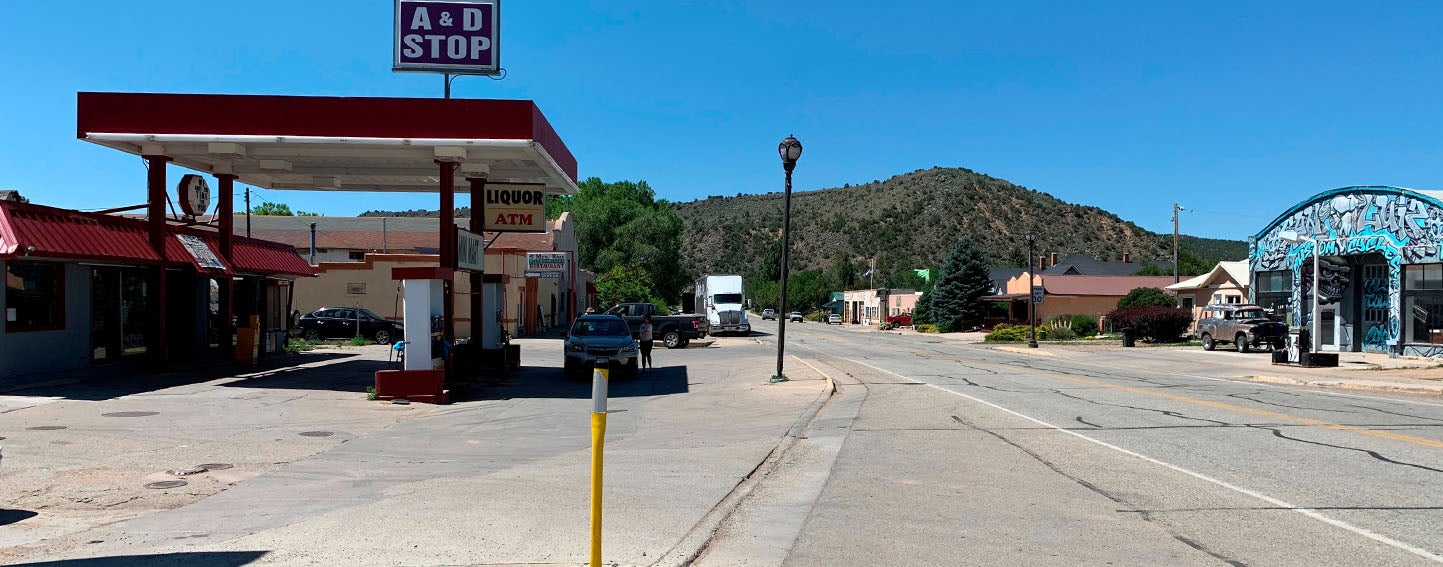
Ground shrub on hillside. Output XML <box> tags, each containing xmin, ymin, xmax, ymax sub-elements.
<box><xmin>1106</xmin><ymin>306</ymin><xmax>1192</xmax><ymax>342</ymax></box>
<box><xmin>985</xmin><ymin>323</ymin><xmax>1032</xmax><ymax>342</ymax></box>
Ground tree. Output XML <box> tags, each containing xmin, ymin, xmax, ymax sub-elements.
<box><xmin>885</xmin><ymin>269</ymin><xmax>931</xmax><ymax>291</ymax></box>
<box><xmin>929</xmin><ymin>237</ymin><xmax>994</xmax><ymax>331</ymax></box>
<box><xmin>913</xmin><ymin>290</ymin><xmax>933</xmax><ymax>325</ymax></box>
<box><xmin>787</xmin><ymin>270</ymin><xmax>832</xmax><ymax>311</ymax></box>
<box><xmin>251</xmin><ymin>201</ymin><xmax>319</xmax><ymax>216</ymax></box>
<box><xmin>1117</xmin><ymin>287</ymin><xmax>1175</xmax><ymax>309</ymax></box>
<box><xmin>565</xmin><ymin>178</ymin><xmax>686</xmax><ymax>303</ymax></box>
<box><xmin>595</xmin><ymin>263</ymin><xmax>656</xmax><ymax>310</ymax></box>
<box><xmin>830</xmin><ymin>253</ymin><xmax>857</xmax><ymax>291</ymax></box>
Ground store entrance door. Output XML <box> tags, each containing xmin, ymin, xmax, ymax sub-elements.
<box><xmin>1320</xmin><ymin>304</ymin><xmax>1340</xmax><ymax>351</ymax></box>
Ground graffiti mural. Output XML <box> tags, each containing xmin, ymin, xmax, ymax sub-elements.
<box><xmin>1251</xmin><ymin>187</ymin><xmax>1443</xmax><ymax>355</ymax></box>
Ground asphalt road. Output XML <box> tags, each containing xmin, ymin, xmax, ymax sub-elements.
<box><xmin>754</xmin><ymin>319</ymin><xmax>1443</xmax><ymax>567</ymax></box>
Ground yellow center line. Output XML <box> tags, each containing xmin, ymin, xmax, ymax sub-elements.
<box><xmin>911</xmin><ymin>349</ymin><xmax>1443</xmax><ymax>450</ymax></box>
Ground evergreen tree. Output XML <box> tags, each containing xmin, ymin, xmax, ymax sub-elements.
<box><xmin>831</xmin><ymin>253</ymin><xmax>857</xmax><ymax>291</ymax></box>
<box><xmin>929</xmin><ymin>237</ymin><xmax>994</xmax><ymax>331</ymax></box>
<box><xmin>913</xmin><ymin>290</ymin><xmax>933</xmax><ymax>325</ymax></box>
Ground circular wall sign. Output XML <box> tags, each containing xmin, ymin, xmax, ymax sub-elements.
<box><xmin>177</xmin><ymin>174</ymin><xmax>211</xmax><ymax>217</ymax></box>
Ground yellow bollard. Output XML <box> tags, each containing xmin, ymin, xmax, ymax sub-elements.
<box><xmin>590</xmin><ymin>364</ymin><xmax>609</xmax><ymax>567</ymax></box>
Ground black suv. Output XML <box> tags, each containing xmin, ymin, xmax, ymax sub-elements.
<box><xmin>298</xmin><ymin>307</ymin><xmax>404</xmax><ymax>344</ymax></box>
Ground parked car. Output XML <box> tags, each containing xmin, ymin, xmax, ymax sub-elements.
<box><xmin>789</xmin><ymin>312</ymin><xmax>804</xmax><ymax>322</ymax></box>
<box><xmin>827</xmin><ymin>313</ymin><xmax>842</xmax><ymax>325</ymax></box>
<box><xmin>761</xmin><ymin>309</ymin><xmax>777</xmax><ymax>320</ymax></box>
<box><xmin>603</xmin><ymin>303</ymin><xmax>707</xmax><ymax>348</ymax></box>
<box><xmin>561</xmin><ymin>314</ymin><xmax>639</xmax><ymax>380</ymax></box>
<box><xmin>298</xmin><ymin>307</ymin><xmax>404</xmax><ymax>344</ymax></box>
<box><xmin>1196</xmin><ymin>303</ymin><xmax>1288</xmax><ymax>353</ymax></box>
<box><xmin>886</xmin><ymin>313</ymin><xmax>913</xmax><ymax>327</ymax></box>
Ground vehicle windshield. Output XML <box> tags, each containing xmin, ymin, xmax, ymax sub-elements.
<box><xmin>1234</xmin><ymin>308</ymin><xmax>1267</xmax><ymax>320</ymax></box>
<box><xmin>713</xmin><ymin>293</ymin><xmax>743</xmax><ymax>305</ymax></box>
<box><xmin>570</xmin><ymin>319</ymin><xmax>630</xmax><ymax>337</ymax></box>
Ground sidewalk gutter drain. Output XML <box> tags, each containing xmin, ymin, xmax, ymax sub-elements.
<box><xmin>391</xmin><ymin>399</ymin><xmax>411</xmax><ymax>405</ymax></box>
<box><xmin>167</xmin><ymin>466</ymin><xmax>208</xmax><ymax>476</ymax></box>
<box><xmin>27</xmin><ymin>426</ymin><xmax>66</xmax><ymax>430</ymax></box>
<box><xmin>103</xmin><ymin>411</ymin><xmax>159</xmax><ymax>418</ymax></box>
<box><xmin>299</xmin><ymin>431</ymin><xmax>334</xmax><ymax>437</ymax></box>
<box><xmin>198</xmin><ymin>463</ymin><xmax>233</xmax><ymax>471</ymax></box>
<box><xmin>145</xmin><ymin>480</ymin><xmax>187</xmax><ymax>489</ymax></box>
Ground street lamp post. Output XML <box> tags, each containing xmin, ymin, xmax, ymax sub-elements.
<box><xmin>1027</xmin><ymin>233</ymin><xmax>1039</xmax><ymax>349</ymax></box>
<box><xmin>775</xmin><ymin>135</ymin><xmax>802</xmax><ymax>381</ymax></box>
<box><xmin>1279</xmin><ymin>230</ymin><xmax>1320</xmax><ymax>351</ymax></box>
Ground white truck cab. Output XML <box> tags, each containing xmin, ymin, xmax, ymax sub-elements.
<box><xmin>695</xmin><ymin>274</ymin><xmax>750</xmax><ymax>336</ymax></box>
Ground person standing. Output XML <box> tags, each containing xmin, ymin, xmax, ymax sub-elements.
<box><xmin>638</xmin><ymin>314</ymin><xmax>655</xmax><ymax>370</ymax></box>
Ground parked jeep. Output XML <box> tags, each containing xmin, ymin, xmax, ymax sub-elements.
<box><xmin>1196</xmin><ymin>304</ymin><xmax>1288</xmax><ymax>353</ymax></box>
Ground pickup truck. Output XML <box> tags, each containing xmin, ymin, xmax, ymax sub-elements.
<box><xmin>1197</xmin><ymin>303</ymin><xmax>1288</xmax><ymax>353</ymax></box>
<box><xmin>604</xmin><ymin>303</ymin><xmax>707</xmax><ymax>349</ymax></box>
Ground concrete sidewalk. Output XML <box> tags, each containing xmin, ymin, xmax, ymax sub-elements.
<box><xmin>3</xmin><ymin>335</ymin><xmax>832</xmax><ymax>566</ymax></box>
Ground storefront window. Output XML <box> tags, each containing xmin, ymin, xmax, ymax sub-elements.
<box><xmin>6</xmin><ymin>261</ymin><xmax>65</xmax><ymax>332</ymax></box>
<box><xmin>90</xmin><ymin>267</ymin><xmax>148</xmax><ymax>361</ymax></box>
<box><xmin>1254</xmin><ymin>269</ymin><xmax>1293</xmax><ymax>324</ymax></box>
<box><xmin>1404</xmin><ymin>264</ymin><xmax>1443</xmax><ymax>345</ymax></box>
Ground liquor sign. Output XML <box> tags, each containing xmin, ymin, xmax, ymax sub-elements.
<box><xmin>394</xmin><ymin>0</ymin><xmax>500</xmax><ymax>75</ymax></box>
<box><xmin>527</xmin><ymin>252</ymin><xmax>567</xmax><ymax>272</ymax></box>
<box><xmin>457</xmin><ymin>228</ymin><xmax>485</xmax><ymax>271</ymax></box>
<box><xmin>482</xmin><ymin>183</ymin><xmax>548</xmax><ymax>232</ymax></box>
<box><xmin>1031</xmin><ymin>286</ymin><xmax>1045</xmax><ymax>305</ymax></box>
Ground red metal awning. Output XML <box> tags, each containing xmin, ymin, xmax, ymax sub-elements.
<box><xmin>0</xmin><ymin>200</ymin><xmax>313</xmax><ymax>278</ymax></box>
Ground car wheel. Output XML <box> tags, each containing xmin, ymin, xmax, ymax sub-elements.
<box><xmin>663</xmin><ymin>331</ymin><xmax>682</xmax><ymax>349</ymax></box>
<box><xmin>1201</xmin><ymin>333</ymin><xmax>1214</xmax><ymax>351</ymax></box>
<box><xmin>303</xmin><ymin>328</ymin><xmax>321</xmax><ymax>341</ymax></box>
<box><xmin>373</xmin><ymin>329</ymin><xmax>392</xmax><ymax>344</ymax></box>
<box><xmin>1235</xmin><ymin>334</ymin><xmax>1250</xmax><ymax>353</ymax></box>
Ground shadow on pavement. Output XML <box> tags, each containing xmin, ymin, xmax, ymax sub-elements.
<box><xmin>10</xmin><ymin>551</ymin><xmax>269</xmax><ymax>566</ymax></box>
<box><xmin>463</xmin><ymin>364</ymin><xmax>689</xmax><ymax>400</ymax></box>
<box><xmin>217</xmin><ymin>358</ymin><xmax>388</xmax><ymax>393</ymax></box>
<box><xmin>0</xmin><ymin>509</ymin><xmax>38</xmax><ymax>526</ymax></box>
<box><xmin>4</xmin><ymin>353</ymin><xmax>356</xmax><ymax>401</ymax></box>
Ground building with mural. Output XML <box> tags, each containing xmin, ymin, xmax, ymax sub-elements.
<box><xmin>1250</xmin><ymin>186</ymin><xmax>1443</xmax><ymax>357</ymax></box>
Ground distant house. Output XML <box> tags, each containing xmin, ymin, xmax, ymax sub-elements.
<box><xmin>987</xmin><ymin>268</ymin><xmax>1024</xmax><ymax>294</ymax></box>
<box><xmin>989</xmin><ymin>272</ymin><xmax>1178</xmax><ymax>327</ymax></box>
<box><xmin>1166</xmin><ymin>261</ymin><xmax>1250</xmax><ymax>330</ymax></box>
<box><xmin>1041</xmin><ymin>253</ymin><xmax>1174</xmax><ymax>277</ymax></box>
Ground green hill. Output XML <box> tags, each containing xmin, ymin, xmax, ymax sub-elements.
<box><xmin>672</xmin><ymin>167</ymin><xmax>1245</xmax><ymax>278</ymax></box>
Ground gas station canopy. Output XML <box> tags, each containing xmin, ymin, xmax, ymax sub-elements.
<box><xmin>76</xmin><ymin>92</ymin><xmax>578</xmax><ymax>194</ymax></box>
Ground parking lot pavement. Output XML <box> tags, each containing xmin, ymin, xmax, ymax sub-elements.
<box><xmin>0</xmin><ymin>345</ymin><xmax>435</xmax><ymax>561</ymax></box>
<box><xmin>3</xmin><ymin>333</ymin><xmax>831</xmax><ymax>566</ymax></box>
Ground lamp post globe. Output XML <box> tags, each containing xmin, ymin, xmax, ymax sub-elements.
<box><xmin>779</xmin><ymin>135</ymin><xmax>802</xmax><ymax>170</ymax></box>
<box><xmin>774</xmin><ymin>135</ymin><xmax>802</xmax><ymax>381</ymax></box>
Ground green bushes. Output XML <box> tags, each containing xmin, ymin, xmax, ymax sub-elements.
<box><xmin>1117</xmin><ymin>287</ymin><xmax>1176</xmax><ymax>309</ymax></box>
<box><xmin>1045</xmin><ymin>325</ymin><xmax>1077</xmax><ymax>341</ymax></box>
<box><xmin>1069</xmin><ymin>314</ymin><xmax>1098</xmax><ymax>336</ymax></box>
<box><xmin>915</xmin><ymin>324</ymin><xmax>940</xmax><ymax>333</ymax></box>
<box><xmin>804</xmin><ymin>312</ymin><xmax>825</xmax><ymax>322</ymax></box>
<box><xmin>985</xmin><ymin>323</ymin><xmax>1032</xmax><ymax>342</ymax></box>
<box><xmin>1107</xmin><ymin>306</ymin><xmax>1192</xmax><ymax>342</ymax></box>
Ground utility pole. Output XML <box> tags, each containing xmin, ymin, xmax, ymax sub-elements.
<box><xmin>244</xmin><ymin>187</ymin><xmax>252</xmax><ymax>237</ymax></box>
<box><xmin>1172</xmin><ymin>203</ymin><xmax>1184</xmax><ymax>284</ymax></box>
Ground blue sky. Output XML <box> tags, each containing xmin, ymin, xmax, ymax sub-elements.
<box><xmin>3</xmin><ymin>1</ymin><xmax>1441</xmax><ymax>241</ymax></box>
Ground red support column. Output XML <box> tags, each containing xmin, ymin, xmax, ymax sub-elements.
<box><xmin>144</xmin><ymin>155</ymin><xmax>171</xmax><ymax>365</ymax></box>
<box><xmin>437</xmin><ymin>160</ymin><xmax>458</xmax><ymax>347</ymax></box>
<box><xmin>468</xmin><ymin>176</ymin><xmax>486</xmax><ymax>346</ymax></box>
<box><xmin>217</xmin><ymin>173</ymin><xmax>237</xmax><ymax>361</ymax></box>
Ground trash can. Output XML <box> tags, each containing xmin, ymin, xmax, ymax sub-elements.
<box><xmin>1122</xmin><ymin>327</ymin><xmax>1136</xmax><ymax>347</ymax></box>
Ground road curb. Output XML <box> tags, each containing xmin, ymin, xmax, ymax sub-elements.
<box><xmin>1236</xmin><ymin>374</ymin><xmax>1443</xmax><ymax>396</ymax></box>
<box><xmin>992</xmin><ymin>345</ymin><xmax>1056</xmax><ymax>357</ymax></box>
<box><xmin>648</xmin><ymin>357</ymin><xmax>836</xmax><ymax>567</ymax></box>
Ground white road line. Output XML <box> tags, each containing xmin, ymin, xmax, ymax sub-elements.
<box><xmin>833</xmin><ymin>354</ymin><xmax>1443</xmax><ymax>564</ymax></box>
